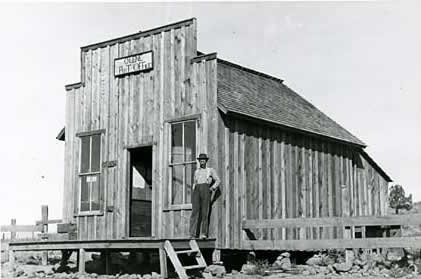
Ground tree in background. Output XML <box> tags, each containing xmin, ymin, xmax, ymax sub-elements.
<box><xmin>389</xmin><ymin>184</ymin><xmax>413</xmax><ymax>214</ymax></box>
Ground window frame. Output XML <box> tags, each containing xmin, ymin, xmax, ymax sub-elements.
<box><xmin>166</xmin><ymin>114</ymin><xmax>200</xmax><ymax>210</ymax></box>
<box><xmin>77</xmin><ymin>129</ymin><xmax>104</xmax><ymax>215</ymax></box>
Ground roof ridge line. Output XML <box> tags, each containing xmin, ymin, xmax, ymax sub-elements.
<box><xmin>217</xmin><ymin>57</ymin><xmax>284</xmax><ymax>84</ymax></box>
<box><xmin>191</xmin><ymin>52</ymin><xmax>217</xmax><ymax>63</ymax></box>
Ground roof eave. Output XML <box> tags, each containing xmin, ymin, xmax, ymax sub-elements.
<box><xmin>361</xmin><ymin>150</ymin><xmax>393</xmax><ymax>182</ymax></box>
<box><xmin>56</xmin><ymin>127</ymin><xmax>65</xmax><ymax>141</ymax></box>
<box><xmin>220</xmin><ymin>105</ymin><xmax>367</xmax><ymax>149</ymax></box>
<box><xmin>65</xmin><ymin>82</ymin><xmax>82</xmax><ymax>91</ymax></box>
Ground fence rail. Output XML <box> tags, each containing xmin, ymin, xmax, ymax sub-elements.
<box><xmin>242</xmin><ymin>214</ymin><xmax>421</xmax><ymax>251</ymax></box>
<box><xmin>1</xmin><ymin>225</ymin><xmax>43</xmax><ymax>233</ymax></box>
<box><xmin>242</xmin><ymin>213</ymin><xmax>421</xmax><ymax>228</ymax></box>
<box><xmin>243</xmin><ymin>237</ymin><xmax>421</xmax><ymax>250</ymax></box>
<box><xmin>1</xmin><ymin>205</ymin><xmax>62</xmax><ymax>264</ymax></box>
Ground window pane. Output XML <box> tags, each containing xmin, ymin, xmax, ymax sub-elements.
<box><xmin>90</xmin><ymin>175</ymin><xmax>100</xmax><ymax>211</ymax></box>
<box><xmin>91</xmin><ymin>134</ymin><xmax>101</xmax><ymax>172</ymax></box>
<box><xmin>171</xmin><ymin>123</ymin><xmax>183</xmax><ymax>163</ymax></box>
<box><xmin>185</xmin><ymin>164</ymin><xmax>195</xmax><ymax>204</ymax></box>
<box><xmin>171</xmin><ymin>165</ymin><xmax>183</xmax><ymax>204</ymax></box>
<box><xmin>80</xmin><ymin>176</ymin><xmax>90</xmax><ymax>211</ymax></box>
<box><xmin>184</xmin><ymin>121</ymin><xmax>196</xmax><ymax>162</ymax></box>
<box><xmin>81</xmin><ymin>136</ymin><xmax>91</xmax><ymax>173</ymax></box>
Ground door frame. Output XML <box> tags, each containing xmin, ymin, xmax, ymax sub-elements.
<box><xmin>126</xmin><ymin>143</ymin><xmax>154</xmax><ymax>238</ymax></box>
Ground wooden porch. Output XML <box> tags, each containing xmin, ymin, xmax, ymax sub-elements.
<box><xmin>8</xmin><ymin>238</ymin><xmax>216</xmax><ymax>277</ymax></box>
<box><xmin>8</xmin><ymin>238</ymin><xmax>216</xmax><ymax>251</ymax></box>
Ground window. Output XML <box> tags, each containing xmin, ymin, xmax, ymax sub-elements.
<box><xmin>79</xmin><ymin>133</ymin><xmax>102</xmax><ymax>212</ymax></box>
<box><xmin>169</xmin><ymin>120</ymin><xmax>197</xmax><ymax>205</ymax></box>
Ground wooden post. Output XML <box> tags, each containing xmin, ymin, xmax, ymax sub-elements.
<box><xmin>382</xmin><ymin>228</ymin><xmax>387</xmax><ymax>255</ymax></box>
<box><xmin>76</xmin><ymin>250</ymin><xmax>80</xmax><ymax>270</ymax></box>
<box><xmin>8</xmin><ymin>248</ymin><xmax>15</xmax><ymax>266</ymax></box>
<box><xmin>10</xmin><ymin>219</ymin><xmax>16</xmax><ymax>241</ymax></box>
<box><xmin>8</xmin><ymin>219</ymin><xmax>15</xmax><ymax>264</ymax></box>
<box><xmin>41</xmin><ymin>205</ymin><xmax>48</xmax><ymax>265</ymax></box>
<box><xmin>159</xmin><ymin>247</ymin><xmax>168</xmax><ymax>278</ymax></box>
<box><xmin>78</xmin><ymin>248</ymin><xmax>86</xmax><ymax>273</ymax></box>
<box><xmin>105</xmin><ymin>250</ymin><xmax>111</xmax><ymax>275</ymax></box>
<box><xmin>101</xmin><ymin>250</ymin><xmax>111</xmax><ymax>275</ymax></box>
<box><xmin>212</xmin><ymin>249</ymin><xmax>221</xmax><ymax>263</ymax></box>
<box><xmin>342</xmin><ymin>185</ymin><xmax>353</xmax><ymax>266</ymax></box>
<box><xmin>345</xmin><ymin>249</ymin><xmax>354</xmax><ymax>266</ymax></box>
<box><xmin>4</xmin><ymin>242</ymin><xmax>9</xmax><ymax>262</ymax></box>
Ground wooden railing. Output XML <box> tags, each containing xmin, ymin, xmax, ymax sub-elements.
<box><xmin>242</xmin><ymin>214</ymin><xmax>421</xmax><ymax>251</ymax></box>
<box><xmin>243</xmin><ymin>213</ymin><xmax>421</xmax><ymax>228</ymax></box>
<box><xmin>0</xmin><ymin>205</ymin><xmax>62</xmax><ymax>264</ymax></box>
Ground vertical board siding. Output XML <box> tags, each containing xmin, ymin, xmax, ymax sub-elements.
<box><xmin>217</xmin><ymin>114</ymin><xmax>389</xmax><ymax>249</ymax></box>
<box><xmin>64</xmin><ymin>19</ymin><xmax>389</xmax><ymax>246</ymax></box>
<box><xmin>63</xmin><ymin>21</ymin><xmax>203</xmax><ymax>240</ymax></box>
<box><xmin>287</xmin><ymin>135</ymin><xmax>292</xmax><ymax>240</ymax></box>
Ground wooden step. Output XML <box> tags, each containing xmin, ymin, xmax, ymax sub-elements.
<box><xmin>189</xmin><ymin>240</ymin><xmax>207</xmax><ymax>266</ymax></box>
<box><xmin>175</xmin><ymin>249</ymin><xmax>199</xmax><ymax>255</ymax></box>
<box><xmin>164</xmin><ymin>239</ymin><xmax>208</xmax><ymax>279</ymax></box>
<box><xmin>184</xmin><ymin>264</ymin><xmax>206</xmax><ymax>270</ymax></box>
<box><xmin>164</xmin><ymin>240</ymin><xmax>188</xmax><ymax>279</ymax></box>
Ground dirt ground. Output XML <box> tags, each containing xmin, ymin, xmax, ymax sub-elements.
<box><xmin>2</xmin><ymin>249</ymin><xmax>421</xmax><ymax>279</ymax></box>
<box><xmin>2</xmin><ymin>263</ymin><xmax>421</xmax><ymax>279</ymax></box>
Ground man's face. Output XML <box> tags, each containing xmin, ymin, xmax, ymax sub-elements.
<box><xmin>199</xmin><ymin>159</ymin><xmax>207</xmax><ymax>168</ymax></box>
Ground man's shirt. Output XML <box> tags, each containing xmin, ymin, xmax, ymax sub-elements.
<box><xmin>194</xmin><ymin>167</ymin><xmax>221</xmax><ymax>188</ymax></box>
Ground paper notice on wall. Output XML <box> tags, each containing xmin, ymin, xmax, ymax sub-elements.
<box><xmin>87</xmin><ymin>176</ymin><xmax>97</xmax><ymax>183</ymax></box>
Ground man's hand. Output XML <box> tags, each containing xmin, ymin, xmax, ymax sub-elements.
<box><xmin>210</xmin><ymin>185</ymin><xmax>218</xmax><ymax>191</ymax></box>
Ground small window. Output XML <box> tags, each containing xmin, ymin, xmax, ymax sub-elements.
<box><xmin>79</xmin><ymin>133</ymin><xmax>102</xmax><ymax>212</ymax></box>
<box><xmin>169</xmin><ymin>120</ymin><xmax>197</xmax><ymax>205</ymax></box>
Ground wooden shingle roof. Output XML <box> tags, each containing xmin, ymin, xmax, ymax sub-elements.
<box><xmin>217</xmin><ymin>59</ymin><xmax>366</xmax><ymax>147</ymax></box>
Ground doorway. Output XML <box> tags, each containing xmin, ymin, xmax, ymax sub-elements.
<box><xmin>129</xmin><ymin>146</ymin><xmax>153</xmax><ymax>237</ymax></box>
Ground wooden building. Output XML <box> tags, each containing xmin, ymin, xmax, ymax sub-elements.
<box><xmin>59</xmin><ymin>17</ymin><xmax>392</xmax><ymax>247</ymax></box>
<box><xmin>14</xmin><ymin>18</ymin><xmax>393</xmax><ymax>274</ymax></box>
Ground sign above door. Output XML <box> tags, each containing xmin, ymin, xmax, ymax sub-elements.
<box><xmin>114</xmin><ymin>51</ymin><xmax>153</xmax><ymax>77</ymax></box>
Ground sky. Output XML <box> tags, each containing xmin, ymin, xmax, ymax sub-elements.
<box><xmin>0</xmin><ymin>1</ymin><xmax>420</xmax><ymax>228</ymax></box>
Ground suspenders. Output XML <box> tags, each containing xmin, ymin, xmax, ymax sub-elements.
<box><xmin>206</xmin><ymin>167</ymin><xmax>211</xmax><ymax>182</ymax></box>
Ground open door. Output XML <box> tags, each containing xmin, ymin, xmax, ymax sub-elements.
<box><xmin>129</xmin><ymin>146</ymin><xmax>152</xmax><ymax>237</ymax></box>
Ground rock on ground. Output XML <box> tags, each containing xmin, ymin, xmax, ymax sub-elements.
<box><xmin>272</xmin><ymin>252</ymin><xmax>292</xmax><ymax>271</ymax></box>
<box><xmin>240</xmin><ymin>263</ymin><xmax>258</xmax><ymax>275</ymax></box>
<box><xmin>305</xmin><ymin>254</ymin><xmax>323</xmax><ymax>266</ymax></box>
<box><xmin>333</xmin><ymin>263</ymin><xmax>352</xmax><ymax>273</ymax></box>
<box><xmin>206</xmin><ymin>264</ymin><xmax>227</xmax><ymax>277</ymax></box>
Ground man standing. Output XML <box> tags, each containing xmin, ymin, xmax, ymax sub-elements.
<box><xmin>189</xmin><ymin>153</ymin><xmax>221</xmax><ymax>239</ymax></box>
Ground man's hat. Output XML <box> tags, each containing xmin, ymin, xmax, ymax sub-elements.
<box><xmin>197</xmin><ymin>153</ymin><xmax>209</xmax><ymax>160</ymax></box>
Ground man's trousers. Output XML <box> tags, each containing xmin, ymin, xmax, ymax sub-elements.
<box><xmin>189</xmin><ymin>183</ymin><xmax>211</xmax><ymax>237</ymax></box>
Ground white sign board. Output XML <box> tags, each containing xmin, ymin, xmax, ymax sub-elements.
<box><xmin>114</xmin><ymin>51</ymin><xmax>153</xmax><ymax>77</ymax></box>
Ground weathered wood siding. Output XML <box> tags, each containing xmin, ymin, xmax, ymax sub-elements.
<box><xmin>162</xmin><ymin>56</ymin><xmax>218</xmax><ymax>239</ymax></box>
<box><xmin>216</xmin><ymin>115</ymin><xmax>389</xmax><ymax>250</ymax></box>
<box><xmin>63</xmin><ymin>18</ymin><xmax>389</xmax><ymax>248</ymax></box>
<box><xmin>63</xmin><ymin>19</ymin><xmax>221</xmax><ymax>240</ymax></box>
